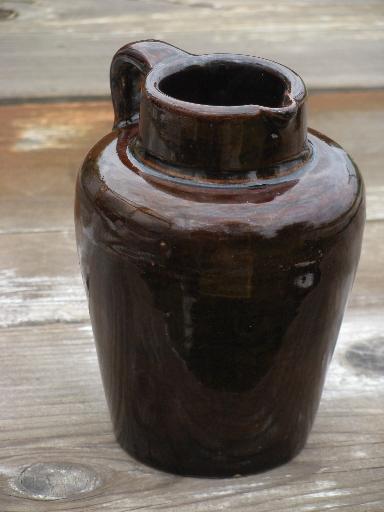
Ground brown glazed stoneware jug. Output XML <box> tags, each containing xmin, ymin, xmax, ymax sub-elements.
<box><xmin>75</xmin><ymin>40</ymin><xmax>365</xmax><ymax>477</ymax></box>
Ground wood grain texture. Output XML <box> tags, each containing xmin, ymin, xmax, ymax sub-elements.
<box><xmin>0</xmin><ymin>92</ymin><xmax>383</xmax><ymax>509</ymax></box>
<box><xmin>0</xmin><ymin>312</ymin><xmax>383</xmax><ymax>510</ymax></box>
<box><xmin>0</xmin><ymin>221</ymin><xmax>382</xmax><ymax>328</ymax></box>
<box><xmin>0</xmin><ymin>0</ymin><xmax>383</xmax><ymax>99</ymax></box>
<box><xmin>0</xmin><ymin>91</ymin><xmax>383</xmax><ymax>233</ymax></box>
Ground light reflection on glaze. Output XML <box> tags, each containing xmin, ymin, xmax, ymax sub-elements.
<box><xmin>96</xmin><ymin>130</ymin><xmax>361</xmax><ymax>239</ymax></box>
<box><xmin>75</xmin><ymin>40</ymin><xmax>365</xmax><ymax>477</ymax></box>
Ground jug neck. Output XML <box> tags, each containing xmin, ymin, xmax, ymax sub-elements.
<box><xmin>137</xmin><ymin>54</ymin><xmax>308</xmax><ymax>173</ymax></box>
<box><xmin>110</xmin><ymin>41</ymin><xmax>309</xmax><ymax>174</ymax></box>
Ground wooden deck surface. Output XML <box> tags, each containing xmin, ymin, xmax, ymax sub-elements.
<box><xmin>0</xmin><ymin>0</ymin><xmax>383</xmax><ymax>510</ymax></box>
<box><xmin>1</xmin><ymin>0</ymin><xmax>383</xmax><ymax>99</ymax></box>
<box><xmin>0</xmin><ymin>93</ymin><xmax>383</xmax><ymax>511</ymax></box>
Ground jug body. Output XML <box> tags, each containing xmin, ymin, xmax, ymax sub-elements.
<box><xmin>75</xmin><ymin>40</ymin><xmax>365</xmax><ymax>476</ymax></box>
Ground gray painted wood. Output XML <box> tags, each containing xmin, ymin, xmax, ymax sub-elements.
<box><xmin>0</xmin><ymin>93</ymin><xmax>383</xmax><ymax>507</ymax></box>
<box><xmin>0</xmin><ymin>0</ymin><xmax>383</xmax><ymax>99</ymax></box>
<box><xmin>0</xmin><ymin>219</ymin><xmax>382</xmax><ymax>329</ymax></box>
<box><xmin>0</xmin><ymin>92</ymin><xmax>383</xmax><ymax>235</ymax></box>
<box><xmin>0</xmin><ymin>311</ymin><xmax>383</xmax><ymax>510</ymax></box>
<box><xmin>13</xmin><ymin>462</ymin><xmax>102</xmax><ymax>501</ymax></box>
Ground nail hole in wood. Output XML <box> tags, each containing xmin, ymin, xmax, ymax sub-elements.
<box><xmin>0</xmin><ymin>8</ymin><xmax>18</xmax><ymax>20</ymax></box>
<box><xmin>345</xmin><ymin>338</ymin><xmax>384</xmax><ymax>376</ymax></box>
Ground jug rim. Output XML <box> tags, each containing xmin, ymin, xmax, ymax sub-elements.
<box><xmin>144</xmin><ymin>53</ymin><xmax>306</xmax><ymax>118</ymax></box>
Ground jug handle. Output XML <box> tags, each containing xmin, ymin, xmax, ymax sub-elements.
<box><xmin>110</xmin><ymin>39</ymin><xmax>186</xmax><ymax>129</ymax></box>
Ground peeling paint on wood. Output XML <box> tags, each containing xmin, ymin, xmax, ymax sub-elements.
<box><xmin>0</xmin><ymin>268</ymin><xmax>86</xmax><ymax>327</ymax></box>
<box><xmin>12</xmin><ymin>462</ymin><xmax>102</xmax><ymax>501</ymax></box>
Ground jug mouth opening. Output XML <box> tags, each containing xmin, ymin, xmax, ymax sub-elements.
<box><xmin>158</xmin><ymin>61</ymin><xmax>290</xmax><ymax>108</ymax></box>
<box><xmin>145</xmin><ymin>54</ymin><xmax>305</xmax><ymax>117</ymax></box>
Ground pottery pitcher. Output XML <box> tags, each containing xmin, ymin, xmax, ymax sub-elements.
<box><xmin>75</xmin><ymin>40</ymin><xmax>365</xmax><ymax>476</ymax></box>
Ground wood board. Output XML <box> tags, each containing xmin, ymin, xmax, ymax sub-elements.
<box><xmin>0</xmin><ymin>92</ymin><xmax>383</xmax><ymax>509</ymax></box>
<box><xmin>0</xmin><ymin>0</ymin><xmax>383</xmax><ymax>99</ymax></box>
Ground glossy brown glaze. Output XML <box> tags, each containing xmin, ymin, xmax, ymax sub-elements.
<box><xmin>75</xmin><ymin>40</ymin><xmax>365</xmax><ymax>477</ymax></box>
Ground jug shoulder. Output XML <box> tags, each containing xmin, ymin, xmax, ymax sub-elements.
<box><xmin>76</xmin><ymin>128</ymin><xmax>364</xmax><ymax>247</ymax></box>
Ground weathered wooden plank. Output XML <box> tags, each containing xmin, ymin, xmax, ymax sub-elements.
<box><xmin>0</xmin><ymin>308</ymin><xmax>382</xmax><ymax>511</ymax></box>
<box><xmin>0</xmin><ymin>90</ymin><xmax>383</xmax><ymax>509</ymax></box>
<box><xmin>0</xmin><ymin>91</ymin><xmax>383</xmax><ymax>235</ymax></box>
<box><xmin>308</xmin><ymin>92</ymin><xmax>384</xmax><ymax>191</ymax></box>
<box><xmin>0</xmin><ymin>0</ymin><xmax>383</xmax><ymax>99</ymax></box>
<box><xmin>0</xmin><ymin>101</ymin><xmax>110</xmax><ymax>234</ymax></box>
<box><xmin>0</xmin><ymin>230</ymin><xmax>87</xmax><ymax>327</ymax></box>
<box><xmin>0</xmin><ymin>219</ymin><xmax>382</xmax><ymax>329</ymax></box>
<box><xmin>350</xmin><ymin>221</ymin><xmax>384</xmax><ymax>309</ymax></box>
